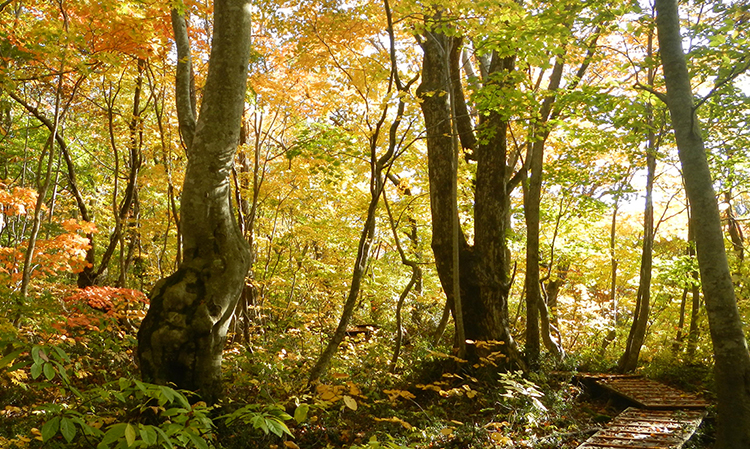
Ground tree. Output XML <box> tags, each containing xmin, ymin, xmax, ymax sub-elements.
<box><xmin>136</xmin><ymin>0</ymin><xmax>252</xmax><ymax>404</ymax></box>
<box><xmin>655</xmin><ymin>0</ymin><xmax>750</xmax><ymax>445</ymax></box>
<box><xmin>619</xmin><ymin>24</ymin><xmax>659</xmax><ymax>373</ymax></box>
<box><xmin>417</xmin><ymin>12</ymin><xmax>523</xmax><ymax>364</ymax></box>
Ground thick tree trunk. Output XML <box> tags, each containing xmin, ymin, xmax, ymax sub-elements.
<box><xmin>137</xmin><ymin>0</ymin><xmax>252</xmax><ymax>404</ymax></box>
<box><xmin>417</xmin><ymin>27</ymin><xmax>476</xmax><ymax>349</ymax></box>
<box><xmin>656</xmin><ymin>0</ymin><xmax>750</xmax><ymax>445</ymax></box>
<box><xmin>472</xmin><ymin>53</ymin><xmax>516</xmax><ymax>350</ymax></box>
<box><xmin>418</xmin><ymin>20</ymin><xmax>521</xmax><ymax>366</ymax></box>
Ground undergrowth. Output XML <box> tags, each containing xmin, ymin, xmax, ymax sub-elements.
<box><xmin>0</xmin><ymin>286</ymin><xmax>715</xmax><ymax>449</ymax></box>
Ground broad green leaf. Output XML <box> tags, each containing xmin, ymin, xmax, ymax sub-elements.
<box><xmin>293</xmin><ymin>404</ymin><xmax>309</xmax><ymax>423</ymax></box>
<box><xmin>31</xmin><ymin>346</ymin><xmax>43</xmax><ymax>364</ymax></box>
<box><xmin>30</xmin><ymin>363</ymin><xmax>42</xmax><ymax>379</ymax></box>
<box><xmin>101</xmin><ymin>423</ymin><xmax>128</xmax><ymax>446</ymax></box>
<box><xmin>41</xmin><ymin>416</ymin><xmax>60</xmax><ymax>442</ymax></box>
<box><xmin>43</xmin><ymin>362</ymin><xmax>56</xmax><ymax>380</ymax></box>
<box><xmin>125</xmin><ymin>423</ymin><xmax>136</xmax><ymax>447</ymax></box>
<box><xmin>51</xmin><ymin>345</ymin><xmax>69</xmax><ymax>362</ymax></box>
<box><xmin>252</xmin><ymin>415</ymin><xmax>269</xmax><ymax>434</ymax></box>
<box><xmin>140</xmin><ymin>426</ymin><xmax>157</xmax><ymax>445</ymax></box>
<box><xmin>60</xmin><ymin>417</ymin><xmax>76</xmax><ymax>443</ymax></box>
<box><xmin>153</xmin><ymin>427</ymin><xmax>174</xmax><ymax>449</ymax></box>
<box><xmin>267</xmin><ymin>418</ymin><xmax>293</xmax><ymax>438</ymax></box>
<box><xmin>185</xmin><ymin>430</ymin><xmax>209</xmax><ymax>449</ymax></box>
<box><xmin>159</xmin><ymin>385</ymin><xmax>175</xmax><ymax>404</ymax></box>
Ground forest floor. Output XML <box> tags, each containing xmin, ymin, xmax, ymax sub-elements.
<box><xmin>0</xmin><ymin>293</ymin><xmax>717</xmax><ymax>449</ymax></box>
<box><xmin>214</xmin><ymin>357</ymin><xmax>717</xmax><ymax>449</ymax></box>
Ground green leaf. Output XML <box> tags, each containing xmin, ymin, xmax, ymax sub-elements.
<box><xmin>266</xmin><ymin>418</ymin><xmax>293</xmax><ymax>438</ymax></box>
<box><xmin>159</xmin><ymin>385</ymin><xmax>175</xmax><ymax>405</ymax></box>
<box><xmin>101</xmin><ymin>423</ymin><xmax>127</xmax><ymax>446</ymax></box>
<box><xmin>252</xmin><ymin>415</ymin><xmax>269</xmax><ymax>434</ymax></box>
<box><xmin>185</xmin><ymin>431</ymin><xmax>209</xmax><ymax>449</ymax></box>
<box><xmin>41</xmin><ymin>416</ymin><xmax>60</xmax><ymax>442</ymax></box>
<box><xmin>31</xmin><ymin>346</ymin><xmax>42</xmax><ymax>364</ymax></box>
<box><xmin>125</xmin><ymin>423</ymin><xmax>136</xmax><ymax>447</ymax></box>
<box><xmin>43</xmin><ymin>362</ymin><xmax>55</xmax><ymax>380</ymax></box>
<box><xmin>0</xmin><ymin>349</ymin><xmax>23</xmax><ymax>369</ymax></box>
<box><xmin>60</xmin><ymin>417</ymin><xmax>76</xmax><ymax>443</ymax></box>
<box><xmin>51</xmin><ymin>345</ymin><xmax>69</xmax><ymax>362</ymax></box>
<box><xmin>294</xmin><ymin>404</ymin><xmax>309</xmax><ymax>423</ymax></box>
<box><xmin>30</xmin><ymin>362</ymin><xmax>42</xmax><ymax>379</ymax></box>
<box><xmin>140</xmin><ymin>426</ymin><xmax>157</xmax><ymax>445</ymax></box>
<box><xmin>153</xmin><ymin>426</ymin><xmax>174</xmax><ymax>448</ymax></box>
<box><xmin>53</xmin><ymin>361</ymin><xmax>69</xmax><ymax>383</ymax></box>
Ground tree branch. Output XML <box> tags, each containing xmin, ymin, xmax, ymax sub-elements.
<box><xmin>171</xmin><ymin>7</ymin><xmax>197</xmax><ymax>151</ymax></box>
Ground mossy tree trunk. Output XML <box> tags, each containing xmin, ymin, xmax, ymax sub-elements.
<box><xmin>137</xmin><ymin>0</ymin><xmax>252</xmax><ymax>405</ymax></box>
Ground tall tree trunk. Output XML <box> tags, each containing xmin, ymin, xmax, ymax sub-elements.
<box><xmin>417</xmin><ymin>23</ymin><xmax>475</xmax><ymax>350</ymax></box>
<box><xmin>137</xmin><ymin>0</ymin><xmax>252</xmax><ymax>404</ymax></box>
<box><xmin>655</xmin><ymin>0</ymin><xmax>750</xmax><ymax>445</ymax></box>
<box><xmin>20</xmin><ymin>68</ymin><xmax>66</xmax><ymax>306</ymax></box>
<box><xmin>418</xmin><ymin>16</ymin><xmax>522</xmax><ymax>366</ymax></box>
<box><xmin>609</xmin><ymin>201</ymin><xmax>619</xmax><ymax>325</ymax></box>
<box><xmin>618</xmin><ymin>31</ymin><xmax>657</xmax><ymax>373</ymax></box>
<box><xmin>524</xmin><ymin>57</ymin><xmax>564</xmax><ymax>366</ymax></box>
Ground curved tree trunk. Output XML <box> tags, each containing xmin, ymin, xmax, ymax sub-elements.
<box><xmin>656</xmin><ymin>0</ymin><xmax>750</xmax><ymax>445</ymax></box>
<box><xmin>137</xmin><ymin>0</ymin><xmax>252</xmax><ymax>404</ymax></box>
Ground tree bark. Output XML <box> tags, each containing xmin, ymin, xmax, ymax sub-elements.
<box><xmin>619</xmin><ymin>30</ymin><xmax>658</xmax><ymax>373</ymax></box>
<box><xmin>137</xmin><ymin>0</ymin><xmax>252</xmax><ymax>404</ymax></box>
<box><xmin>417</xmin><ymin>26</ymin><xmax>476</xmax><ymax>349</ymax></box>
<box><xmin>524</xmin><ymin>57</ymin><xmax>564</xmax><ymax>366</ymax></box>
<box><xmin>418</xmin><ymin>18</ymin><xmax>522</xmax><ymax>367</ymax></box>
<box><xmin>655</xmin><ymin>0</ymin><xmax>750</xmax><ymax>445</ymax></box>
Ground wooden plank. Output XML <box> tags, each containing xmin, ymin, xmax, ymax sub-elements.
<box><xmin>576</xmin><ymin>407</ymin><xmax>704</xmax><ymax>449</ymax></box>
<box><xmin>593</xmin><ymin>376</ymin><xmax>708</xmax><ymax>410</ymax></box>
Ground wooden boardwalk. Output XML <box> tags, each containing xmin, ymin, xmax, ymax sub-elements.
<box><xmin>577</xmin><ymin>375</ymin><xmax>707</xmax><ymax>449</ymax></box>
<box><xmin>591</xmin><ymin>375</ymin><xmax>708</xmax><ymax>410</ymax></box>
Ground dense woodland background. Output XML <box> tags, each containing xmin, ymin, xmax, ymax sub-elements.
<box><xmin>2</xmin><ymin>0</ymin><xmax>750</xmax><ymax>447</ymax></box>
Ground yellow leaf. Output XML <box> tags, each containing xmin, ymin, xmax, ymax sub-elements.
<box><xmin>320</xmin><ymin>390</ymin><xmax>338</xmax><ymax>401</ymax></box>
<box><xmin>440</xmin><ymin>427</ymin><xmax>454</xmax><ymax>436</ymax></box>
<box><xmin>490</xmin><ymin>433</ymin><xmax>512</xmax><ymax>444</ymax></box>
<box><xmin>284</xmin><ymin>441</ymin><xmax>300</xmax><ymax>449</ymax></box>
<box><xmin>343</xmin><ymin>395</ymin><xmax>358</xmax><ymax>411</ymax></box>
